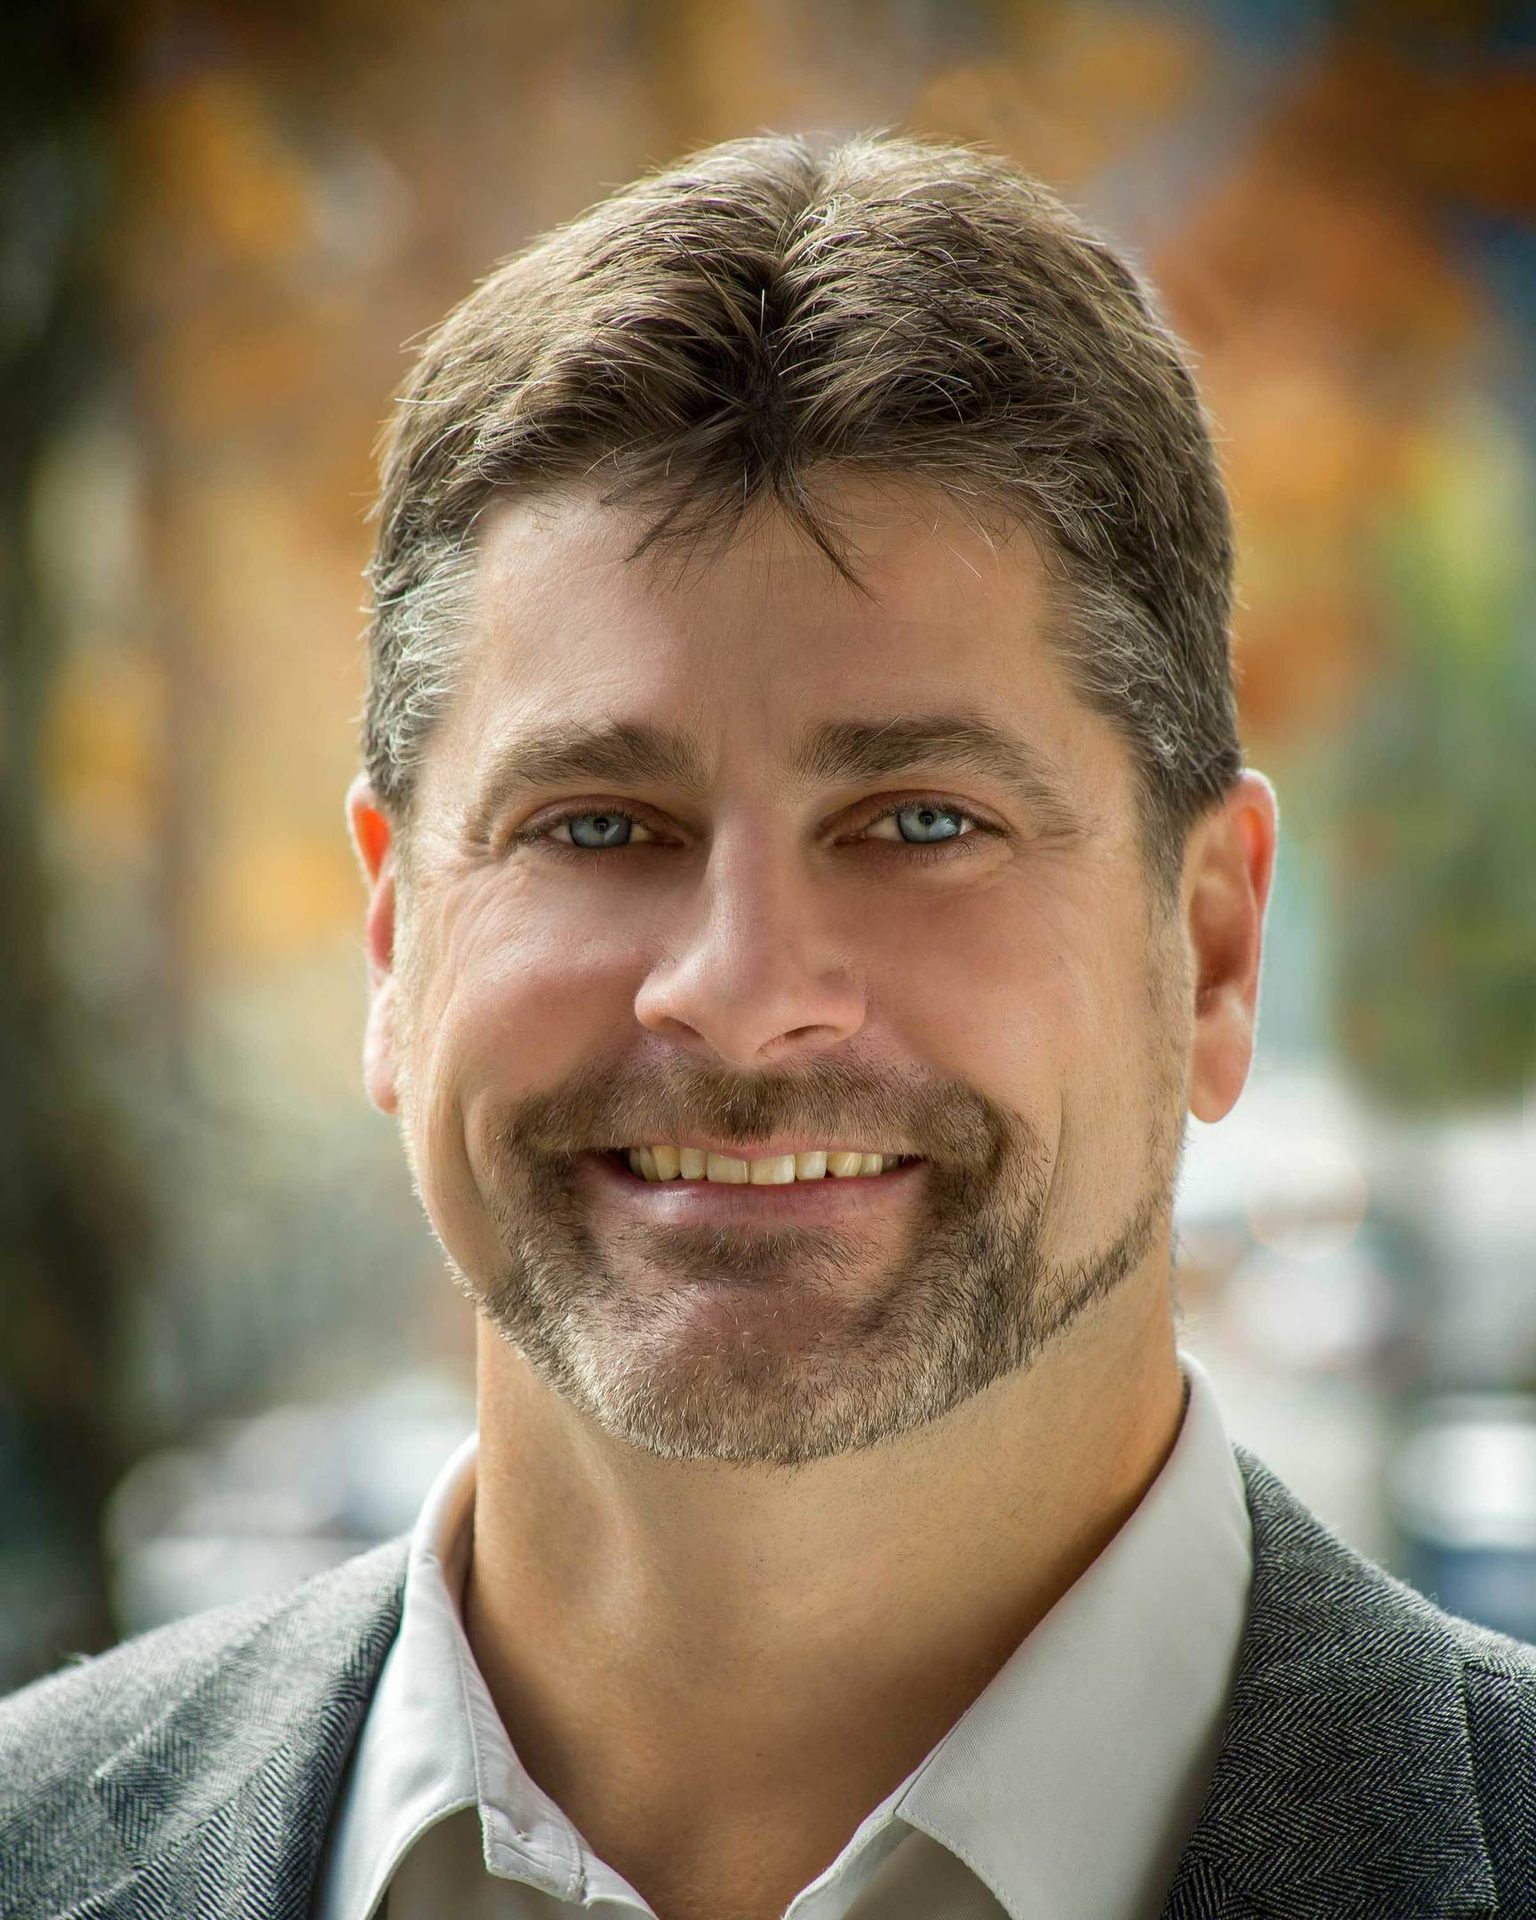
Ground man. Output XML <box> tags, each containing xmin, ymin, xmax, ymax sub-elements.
<box><xmin>2</xmin><ymin>132</ymin><xmax>1531</xmax><ymax>1920</ymax></box>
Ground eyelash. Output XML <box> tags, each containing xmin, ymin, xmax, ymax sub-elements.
<box><xmin>506</xmin><ymin>797</ymin><xmax>1005</xmax><ymax>863</ymax></box>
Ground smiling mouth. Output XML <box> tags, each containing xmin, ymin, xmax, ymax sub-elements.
<box><xmin>597</xmin><ymin>1148</ymin><xmax>923</xmax><ymax>1185</ymax></box>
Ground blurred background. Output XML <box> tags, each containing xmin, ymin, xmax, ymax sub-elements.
<box><xmin>3</xmin><ymin>0</ymin><xmax>1534</xmax><ymax>1690</ymax></box>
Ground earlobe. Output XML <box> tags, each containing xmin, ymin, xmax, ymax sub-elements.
<box><xmin>1184</xmin><ymin>772</ymin><xmax>1279</xmax><ymax>1125</ymax></box>
<box><xmin>362</xmin><ymin>974</ymin><xmax>402</xmax><ymax>1117</ymax></box>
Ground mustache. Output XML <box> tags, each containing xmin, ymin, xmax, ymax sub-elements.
<box><xmin>494</xmin><ymin>1055</ymin><xmax>1009</xmax><ymax>1169</ymax></box>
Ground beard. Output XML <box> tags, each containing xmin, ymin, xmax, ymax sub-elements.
<box><xmin>427</xmin><ymin>1019</ymin><xmax>1188</xmax><ymax>1469</ymax></box>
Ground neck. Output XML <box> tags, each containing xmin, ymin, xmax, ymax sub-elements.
<box><xmin>461</xmin><ymin>1271</ymin><xmax>1183</xmax><ymax>1902</ymax></box>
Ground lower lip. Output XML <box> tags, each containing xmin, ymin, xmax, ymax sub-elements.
<box><xmin>578</xmin><ymin>1151</ymin><xmax>927</xmax><ymax>1223</ymax></box>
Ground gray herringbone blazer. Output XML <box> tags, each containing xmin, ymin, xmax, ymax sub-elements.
<box><xmin>3</xmin><ymin>1448</ymin><xmax>1534</xmax><ymax>1919</ymax></box>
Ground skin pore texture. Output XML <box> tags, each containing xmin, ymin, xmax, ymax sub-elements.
<box><xmin>346</xmin><ymin>477</ymin><xmax>1278</xmax><ymax>1920</ymax></box>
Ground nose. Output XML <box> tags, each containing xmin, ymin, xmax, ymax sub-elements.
<box><xmin>632</xmin><ymin>830</ymin><xmax>867</xmax><ymax>1068</ymax></box>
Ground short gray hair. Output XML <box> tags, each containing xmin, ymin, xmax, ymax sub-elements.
<box><xmin>361</xmin><ymin>131</ymin><xmax>1243</xmax><ymax>896</ymax></box>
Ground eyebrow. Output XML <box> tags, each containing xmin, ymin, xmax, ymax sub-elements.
<box><xmin>461</xmin><ymin>711</ymin><xmax>1086</xmax><ymax>848</ymax></box>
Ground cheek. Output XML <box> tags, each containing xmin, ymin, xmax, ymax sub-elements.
<box><xmin>1050</xmin><ymin>941</ymin><xmax>1179</xmax><ymax>1245</ymax></box>
<box><xmin>878</xmin><ymin>877</ymin><xmax>1129</xmax><ymax>1083</ymax></box>
<box><xmin>404</xmin><ymin>880</ymin><xmax>638</xmax><ymax>1247</ymax></box>
<box><xmin>886</xmin><ymin>881</ymin><xmax>1161</xmax><ymax>1237</ymax></box>
<box><xmin>421</xmin><ymin>873</ymin><xmax>633</xmax><ymax>1070</ymax></box>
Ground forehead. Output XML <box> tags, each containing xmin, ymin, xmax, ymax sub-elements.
<box><xmin>424</xmin><ymin>477</ymin><xmax>1132</xmax><ymax>821</ymax></box>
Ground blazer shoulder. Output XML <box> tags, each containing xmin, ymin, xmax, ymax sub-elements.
<box><xmin>1167</xmin><ymin>1449</ymin><xmax>1536</xmax><ymax>1917</ymax></box>
<box><xmin>0</xmin><ymin>1538</ymin><xmax>405</xmax><ymax>1762</ymax></box>
<box><xmin>1</xmin><ymin>1592</ymin><xmax>284</xmax><ymax>1799</ymax></box>
<box><xmin>1239</xmin><ymin>1443</ymin><xmax>1536</xmax><ymax>1691</ymax></box>
<box><xmin>0</xmin><ymin>1534</ymin><xmax>410</xmax><ymax>1887</ymax></box>
<box><xmin>1445</xmin><ymin>1606</ymin><xmax>1536</xmax><ymax>1685</ymax></box>
<box><xmin>1437</xmin><ymin>1606</ymin><xmax>1536</xmax><ymax>1910</ymax></box>
<box><xmin>1410</xmin><ymin>1591</ymin><xmax>1536</xmax><ymax>1776</ymax></box>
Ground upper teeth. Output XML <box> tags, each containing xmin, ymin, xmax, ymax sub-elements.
<box><xmin>624</xmin><ymin>1147</ymin><xmax>907</xmax><ymax>1184</ymax></box>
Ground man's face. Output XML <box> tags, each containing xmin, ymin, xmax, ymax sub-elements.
<box><xmin>366</xmin><ymin>479</ymin><xmax>1197</xmax><ymax>1466</ymax></box>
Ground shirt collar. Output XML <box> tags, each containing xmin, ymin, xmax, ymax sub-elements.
<box><xmin>895</xmin><ymin>1351</ymin><xmax>1252</xmax><ymax>1919</ymax></box>
<box><xmin>319</xmin><ymin>1350</ymin><xmax>1250</xmax><ymax>1920</ymax></box>
<box><xmin>314</xmin><ymin>1424</ymin><xmax>596</xmax><ymax>1920</ymax></box>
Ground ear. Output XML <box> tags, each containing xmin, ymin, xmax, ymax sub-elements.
<box><xmin>346</xmin><ymin>772</ymin><xmax>403</xmax><ymax>1116</ymax></box>
<box><xmin>1182</xmin><ymin>770</ymin><xmax>1279</xmax><ymax>1124</ymax></box>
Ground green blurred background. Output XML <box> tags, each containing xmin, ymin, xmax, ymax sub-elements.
<box><xmin>3</xmin><ymin>0</ymin><xmax>1533</xmax><ymax>1689</ymax></box>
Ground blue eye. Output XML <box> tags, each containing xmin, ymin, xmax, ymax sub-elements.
<box><xmin>561</xmin><ymin>810</ymin><xmax>644</xmax><ymax>849</ymax></box>
<box><xmin>884</xmin><ymin>802</ymin><xmax>968</xmax><ymax>845</ymax></box>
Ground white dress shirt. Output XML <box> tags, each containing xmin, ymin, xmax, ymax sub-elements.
<box><xmin>311</xmin><ymin>1352</ymin><xmax>1252</xmax><ymax>1920</ymax></box>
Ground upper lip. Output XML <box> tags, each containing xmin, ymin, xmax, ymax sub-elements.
<box><xmin>601</xmin><ymin>1139</ymin><xmax>918</xmax><ymax>1159</ymax></box>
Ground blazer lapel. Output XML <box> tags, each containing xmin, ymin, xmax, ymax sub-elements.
<box><xmin>1160</xmin><ymin>1447</ymin><xmax>1497</xmax><ymax>1919</ymax></box>
<box><xmin>81</xmin><ymin>1537</ymin><xmax>409</xmax><ymax>1920</ymax></box>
